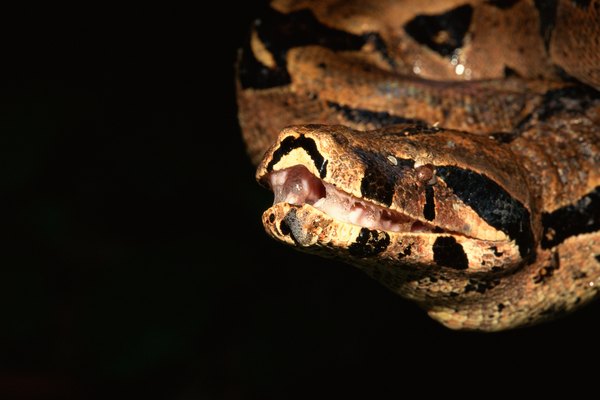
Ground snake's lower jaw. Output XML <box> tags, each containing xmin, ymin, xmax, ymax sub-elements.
<box><xmin>262</xmin><ymin>203</ymin><xmax>319</xmax><ymax>247</ymax></box>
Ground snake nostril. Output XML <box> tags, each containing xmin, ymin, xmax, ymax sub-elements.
<box><xmin>269</xmin><ymin>213</ymin><xmax>275</xmax><ymax>223</ymax></box>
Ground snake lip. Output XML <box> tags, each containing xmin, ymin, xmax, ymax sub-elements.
<box><xmin>267</xmin><ymin>165</ymin><xmax>442</xmax><ymax>233</ymax></box>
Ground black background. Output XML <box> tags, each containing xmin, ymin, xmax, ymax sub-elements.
<box><xmin>3</xmin><ymin>2</ymin><xmax>599</xmax><ymax>399</ymax></box>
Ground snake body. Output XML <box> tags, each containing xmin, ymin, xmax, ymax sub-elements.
<box><xmin>237</xmin><ymin>0</ymin><xmax>600</xmax><ymax>330</ymax></box>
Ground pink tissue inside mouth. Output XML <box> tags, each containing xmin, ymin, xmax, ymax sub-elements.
<box><xmin>268</xmin><ymin>165</ymin><xmax>440</xmax><ymax>233</ymax></box>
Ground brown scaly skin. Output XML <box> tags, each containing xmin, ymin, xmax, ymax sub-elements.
<box><xmin>237</xmin><ymin>0</ymin><xmax>600</xmax><ymax>330</ymax></box>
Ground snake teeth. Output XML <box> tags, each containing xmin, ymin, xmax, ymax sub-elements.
<box><xmin>269</xmin><ymin>165</ymin><xmax>441</xmax><ymax>233</ymax></box>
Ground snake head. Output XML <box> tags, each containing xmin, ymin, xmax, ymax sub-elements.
<box><xmin>256</xmin><ymin>124</ymin><xmax>538</xmax><ymax>299</ymax></box>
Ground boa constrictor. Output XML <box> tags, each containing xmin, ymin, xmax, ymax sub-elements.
<box><xmin>236</xmin><ymin>0</ymin><xmax>600</xmax><ymax>331</ymax></box>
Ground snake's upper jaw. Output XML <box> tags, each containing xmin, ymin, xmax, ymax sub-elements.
<box><xmin>255</xmin><ymin>125</ymin><xmax>439</xmax><ymax>234</ymax></box>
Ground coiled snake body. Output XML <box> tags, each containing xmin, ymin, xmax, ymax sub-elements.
<box><xmin>237</xmin><ymin>0</ymin><xmax>600</xmax><ymax>331</ymax></box>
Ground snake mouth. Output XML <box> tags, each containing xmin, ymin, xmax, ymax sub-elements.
<box><xmin>267</xmin><ymin>165</ymin><xmax>442</xmax><ymax>234</ymax></box>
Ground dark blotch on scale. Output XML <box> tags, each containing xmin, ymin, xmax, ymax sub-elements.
<box><xmin>267</xmin><ymin>135</ymin><xmax>328</xmax><ymax>178</ymax></box>
<box><xmin>239</xmin><ymin>8</ymin><xmax>366</xmax><ymax>89</ymax></box>
<box><xmin>437</xmin><ymin>166</ymin><xmax>534</xmax><ymax>258</ymax></box>
<box><xmin>349</xmin><ymin>228</ymin><xmax>391</xmax><ymax>257</ymax></box>
<box><xmin>532</xmin><ymin>252</ymin><xmax>560</xmax><ymax>284</ymax></box>
<box><xmin>489</xmin><ymin>246</ymin><xmax>504</xmax><ymax>257</ymax></box>
<box><xmin>354</xmin><ymin>148</ymin><xmax>414</xmax><ymax>207</ymax></box>
<box><xmin>238</xmin><ymin>40</ymin><xmax>292</xmax><ymax>89</ymax></box>
<box><xmin>542</xmin><ymin>186</ymin><xmax>600</xmax><ymax>248</ymax></box>
<box><xmin>403</xmin><ymin>244</ymin><xmax>412</xmax><ymax>256</ymax></box>
<box><xmin>424</xmin><ymin>186</ymin><xmax>436</xmax><ymax>221</ymax></box>
<box><xmin>534</xmin><ymin>0</ymin><xmax>558</xmax><ymax>50</ymax></box>
<box><xmin>534</xmin><ymin>86</ymin><xmax>600</xmax><ymax>123</ymax></box>
<box><xmin>280</xmin><ymin>209</ymin><xmax>302</xmax><ymax>245</ymax></box>
<box><xmin>397</xmin><ymin>244</ymin><xmax>412</xmax><ymax>259</ymax></box>
<box><xmin>487</xmin><ymin>0</ymin><xmax>520</xmax><ymax>9</ymax></box>
<box><xmin>280</xmin><ymin>220</ymin><xmax>291</xmax><ymax>236</ymax></box>
<box><xmin>363</xmin><ymin>32</ymin><xmax>397</xmax><ymax>69</ymax></box>
<box><xmin>464</xmin><ymin>278</ymin><xmax>500</xmax><ymax>294</ymax></box>
<box><xmin>512</xmin><ymin>87</ymin><xmax>584</xmax><ymax>136</ymax></box>
<box><xmin>489</xmin><ymin>131</ymin><xmax>520</xmax><ymax>144</ymax></box>
<box><xmin>433</xmin><ymin>237</ymin><xmax>469</xmax><ymax>270</ymax></box>
<box><xmin>572</xmin><ymin>0</ymin><xmax>592</xmax><ymax>9</ymax></box>
<box><xmin>327</xmin><ymin>102</ymin><xmax>428</xmax><ymax>127</ymax></box>
<box><xmin>404</xmin><ymin>5</ymin><xmax>473</xmax><ymax>57</ymax></box>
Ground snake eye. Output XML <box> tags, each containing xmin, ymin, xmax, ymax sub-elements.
<box><xmin>416</xmin><ymin>164</ymin><xmax>436</xmax><ymax>185</ymax></box>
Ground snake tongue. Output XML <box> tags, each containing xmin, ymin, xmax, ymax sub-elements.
<box><xmin>268</xmin><ymin>165</ymin><xmax>439</xmax><ymax>233</ymax></box>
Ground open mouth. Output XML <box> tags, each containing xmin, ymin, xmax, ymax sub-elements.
<box><xmin>267</xmin><ymin>165</ymin><xmax>442</xmax><ymax>233</ymax></box>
